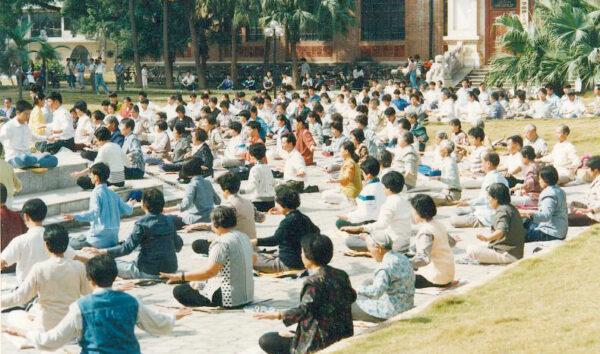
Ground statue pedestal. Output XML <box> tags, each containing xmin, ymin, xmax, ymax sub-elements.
<box><xmin>444</xmin><ymin>0</ymin><xmax>483</xmax><ymax>68</ymax></box>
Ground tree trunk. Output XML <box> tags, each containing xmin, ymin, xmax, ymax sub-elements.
<box><xmin>198</xmin><ymin>25</ymin><xmax>209</xmax><ymax>89</ymax></box>
<box><xmin>230</xmin><ymin>25</ymin><xmax>238</xmax><ymax>88</ymax></box>
<box><xmin>263</xmin><ymin>36</ymin><xmax>270</xmax><ymax>68</ymax></box>
<box><xmin>291</xmin><ymin>41</ymin><xmax>298</xmax><ymax>88</ymax></box>
<box><xmin>128</xmin><ymin>0</ymin><xmax>142</xmax><ymax>87</ymax></box>
<box><xmin>185</xmin><ymin>0</ymin><xmax>206</xmax><ymax>88</ymax></box>
<box><xmin>162</xmin><ymin>0</ymin><xmax>173</xmax><ymax>89</ymax></box>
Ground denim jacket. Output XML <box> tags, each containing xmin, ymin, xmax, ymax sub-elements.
<box><xmin>532</xmin><ymin>185</ymin><xmax>568</xmax><ymax>239</ymax></box>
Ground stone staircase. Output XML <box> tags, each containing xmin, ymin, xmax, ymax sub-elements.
<box><xmin>12</xmin><ymin>152</ymin><xmax>183</xmax><ymax>228</ymax></box>
<box><xmin>457</xmin><ymin>66</ymin><xmax>490</xmax><ymax>87</ymax></box>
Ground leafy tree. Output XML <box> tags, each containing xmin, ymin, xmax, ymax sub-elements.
<box><xmin>33</xmin><ymin>42</ymin><xmax>69</xmax><ymax>91</ymax></box>
<box><xmin>3</xmin><ymin>20</ymin><xmax>43</xmax><ymax>99</ymax></box>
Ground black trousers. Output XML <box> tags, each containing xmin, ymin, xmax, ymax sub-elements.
<box><xmin>415</xmin><ymin>274</ymin><xmax>452</xmax><ymax>289</ymax></box>
<box><xmin>253</xmin><ymin>200</ymin><xmax>275</xmax><ymax>212</ymax></box>
<box><xmin>36</xmin><ymin>138</ymin><xmax>74</xmax><ymax>155</ymax></box>
<box><xmin>506</xmin><ymin>175</ymin><xmax>524</xmax><ymax>189</ymax></box>
<box><xmin>173</xmin><ymin>283</ymin><xmax>222</xmax><ymax>307</ymax></box>
<box><xmin>125</xmin><ymin>167</ymin><xmax>145</xmax><ymax>180</ymax></box>
<box><xmin>77</xmin><ymin>176</ymin><xmax>125</xmax><ymax>190</ymax></box>
<box><xmin>81</xmin><ymin>149</ymin><xmax>98</xmax><ymax>162</ymax></box>
<box><xmin>258</xmin><ymin>332</ymin><xmax>293</xmax><ymax>354</ymax></box>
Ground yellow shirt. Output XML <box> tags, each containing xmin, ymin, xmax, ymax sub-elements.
<box><xmin>29</xmin><ymin>106</ymin><xmax>46</xmax><ymax>136</ymax></box>
<box><xmin>0</xmin><ymin>159</ymin><xmax>22</xmax><ymax>198</ymax></box>
<box><xmin>339</xmin><ymin>158</ymin><xmax>362</xmax><ymax>199</ymax></box>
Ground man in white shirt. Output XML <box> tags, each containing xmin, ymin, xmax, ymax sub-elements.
<box><xmin>94</xmin><ymin>59</ymin><xmax>110</xmax><ymax>94</ymax></box>
<box><xmin>0</xmin><ymin>100</ymin><xmax>58</xmax><ymax>169</ymax></box>
<box><xmin>341</xmin><ymin>171</ymin><xmax>412</xmax><ymax>253</ymax></box>
<box><xmin>528</xmin><ymin>88</ymin><xmax>556</xmax><ymax>119</ymax></box>
<box><xmin>499</xmin><ymin>135</ymin><xmax>525</xmax><ymax>187</ymax></box>
<box><xmin>558</xmin><ymin>92</ymin><xmax>586</xmax><ymax>118</ymax></box>
<box><xmin>426</xmin><ymin>140</ymin><xmax>462</xmax><ymax>206</ymax></box>
<box><xmin>162</xmin><ymin>95</ymin><xmax>179</xmax><ymax>122</ymax></box>
<box><xmin>523</xmin><ymin>124</ymin><xmax>548</xmax><ymax>157</ymax></box>
<box><xmin>37</xmin><ymin>92</ymin><xmax>75</xmax><ymax>154</ymax></box>
<box><xmin>221</xmin><ymin>121</ymin><xmax>246</xmax><ymax>168</ymax></box>
<box><xmin>540</xmin><ymin>124</ymin><xmax>580</xmax><ymax>185</ymax></box>
<box><xmin>279</xmin><ymin>134</ymin><xmax>306</xmax><ymax>193</ymax></box>
<box><xmin>0</xmin><ymin>199</ymin><xmax>76</xmax><ymax>286</ymax></box>
<box><xmin>187</xmin><ymin>93</ymin><xmax>203</xmax><ymax>120</ymax></box>
<box><xmin>181</xmin><ymin>71</ymin><xmax>197</xmax><ymax>91</ymax></box>
<box><xmin>3</xmin><ymin>255</ymin><xmax>190</xmax><ymax>353</ymax></box>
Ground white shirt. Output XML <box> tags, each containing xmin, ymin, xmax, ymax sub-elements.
<box><xmin>224</xmin><ymin>134</ymin><xmax>245</xmax><ymax>160</ymax></box>
<box><xmin>440</xmin><ymin>156</ymin><xmax>461</xmax><ymax>190</ymax></box>
<box><xmin>187</xmin><ymin>101</ymin><xmax>203</xmax><ymax>120</ymax></box>
<box><xmin>364</xmin><ymin>194</ymin><xmax>412</xmax><ymax>252</ymax></box>
<box><xmin>0</xmin><ymin>118</ymin><xmax>37</xmax><ymax>159</ymax></box>
<box><xmin>242</xmin><ymin>163</ymin><xmax>276</xmax><ymax>201</ymax></box>
<box><xmin>469</xmin><ymin>170</ymin><xmax>509</xmax><ymax>226</ymax></box>
<box><xmin>95</xmin><ymin>142</ymin><xmax>126</xmax><ymax>184</ymax></box>
<box><xmin>1</xmin><ymin>226</ymin><xmax>75</xmax><ymax>285</ymax></box>
<box><xmin>94</xmin><ymin>63</ymin><xmax>104</xmax><ymax>75</ymax></box>
<box><xmin>528</xmin><ymin>99</ymin><xmax>555</xmax><ymax>119</ymax></box>
<box><xmin>463</xmin><ymin>100</ymin><xmax>486</xmax><ymax>124</ymax></box>
<box><xmin>50</xmin><ymin>106</ymin><xmax>75</xmax><ymax>140</ymax></box>
<box><xmin>524</xmin><ymin>136</ymin><xmax>548</xmax><ymax>156</ymax></box>
<box><xmin>162</xmin><ymin>103</ymin><xmax>178</xmax><ymax>121</ymax></box>
<box><xmin>26</xmin><ymin>288</ymin><xmax>175</xmax><ymax>352</ymax></box>
<box><xmin>283</xmin><ymin>149</ymin><xmax>306</xmax><ymax>183</ymax></box>
<box><xmin>74</xmin><ymin>114</ymin><xmax>92</xmax><ymax>144</ymax></box>
<box><xmin>502</xmin><ymin>151</ymin><xmax>524</xmax><ymax>178</ymax></box>
<box><xmin>347</xmin><ymin>179</ymin><xmax>386</xmax><ymax>224</ymax></box>
<box><xmin>541</xmin><ymin>141</ymin><xmax>580</xmax><ymax>177</ymax></box>
<box><xmin>559</xmin><ymin>98</ymin><xmax>586</xmax><ymax>118</ymax></box>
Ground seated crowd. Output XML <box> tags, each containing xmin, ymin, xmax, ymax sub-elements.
<box><xmin>0</xmin><ymin>78</ymin><xmax>599</xmax><ymax>354</ymax></box>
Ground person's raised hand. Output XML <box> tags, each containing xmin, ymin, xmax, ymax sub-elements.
<box><xmin>159</xmin><ymin>272</ymin><xmax>182</xmax><ymax>284</ymax></box>
<box><xmin>63</xmin><ymin>214</ymin><xmax>75</xmax><ymax>221</ymax></box>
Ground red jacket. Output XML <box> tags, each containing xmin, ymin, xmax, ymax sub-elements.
<box><xmin>295</xmin><ymin>128</ymin><xmax>315</xmax><ymax>165</ymax></box>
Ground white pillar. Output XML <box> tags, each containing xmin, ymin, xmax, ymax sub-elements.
<box><xmin>444</xmin><ymin>0</ymin><xmax>482</xmax><ymax>68</ymax></box>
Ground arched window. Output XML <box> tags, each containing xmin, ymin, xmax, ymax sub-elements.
<box><xmin>361</xmin><ymin>0</ymin><xmax>406</xmax><ymax>41</ymax></box>
<box><xmin>70</xmin><ymin>45</ymin><xmax>89</xmax><ymax>64</ymax></box>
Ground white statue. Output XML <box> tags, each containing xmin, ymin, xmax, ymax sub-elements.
<box><xmin>426</xmin><ymin>55</ymin><xmax>444</xmax><ymax>82</ymax></box>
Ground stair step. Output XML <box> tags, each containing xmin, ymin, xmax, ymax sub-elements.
<box><xmin>13</xmin><ymin>179</ymin><xmax>165</xmax><ymax>217</ymax></box>
<box><xmin>15</xmin><ymin>160</ymin><xmax>88</xmax><ymax>195</ymax></box>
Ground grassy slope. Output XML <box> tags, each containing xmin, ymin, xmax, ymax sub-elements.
<box><xmin>336</xmin><ymin>225</ymin><xmax>600</xmax><ymax>354</ymax></box>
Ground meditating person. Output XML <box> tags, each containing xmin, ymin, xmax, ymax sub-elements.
<box><xmin>255</xmin><ymin>234</ymin><xmax>356</xmax><ymax>354</ymax></box>
<box><xmin>539</xmin><ymin>124</ymin><xmax>580</xmax><ymax>185</ymax></box>
<box><xmin>452</xmin><ymin>152</ymin><xmax>509</xmax><ymax>228</ymax></box>
<box><xmin>351</xmin><ymin>232</ymin><xmax>415</xmax><ymax>322</ymax></box>
<box><xmin>510</xmin><ymin>146</ymin><xmax>541</xmax><ymax>207</ymax></box>
<box><xmin>144</xmin><ymin>120</ymin><xmax>171</xmax><ymax>162</ymax></box>
<box><xmin>120</xmin><ymin>118</ymin><xmax>145</xmax><ymax>180</ymax></box>
<box><xmin>466</xmin><ymin>183</ymin><xmax>525</xmax><ymax>264</ymax></box>
<box><xmin>222</xmin><ymin>121</ymin><xmax>246</xmax><ymax>168</ymax></box>
<box><xmin>240</xmin><ymin>143</ymin><xmax>276</xmax><ymax>212</ymax></box>
<box><xmin>392</xmin><ymin>132</ymin><xmax>420</xmax><ymax>190</ymax></box>
<box><xmin>278</xmin><ymin>134</ymin><xmax>307</xmax><ymax>193</ymax></box>
<box><xmin>37</xmin><ymin>91</ymin><xmax>75</xmax><ymax>154</ymax></box>
<box><xmin>426</xmin><ymin>140</ymin><xmax>462</xmax><ymax>206</ymax></box>
<box><xmin>0</xmin><ymin>143</ymin><xmax>22</xmax><ymax>208</ymax></box>
<box><xmin>2</xmin><ymin>255</ymin><xmax>190</xmax><ymax>353</ymax></box>
<box><xmin>0</xmin><ymin>100</ymin><xmax>58</xmax><ymax>169</ymax></box>
<box><xmin>520</xmin><ymin>166</ymin><xmax>568</xmax><ymax>242</ymax></box>
<box><xmin>165</xmin><ymin>159</ymin><xmax>220</xmax><ymax>226</ymax></box>
<box><xmin>64</xmin><ymin>163</ymin><xmax>135</xmax><ymax>250</ymax></box>
<box><xmin>148</xmin><ymin>122</ymin><xmax>191</xmax><ymax>169</ymax></box>
<box><xmin>335</xmin><ymin>157</ymin><xmax>385</xmax><ymax>229</ymax></box>
<box><xmin>523</xmin><ymin>124</ymin><xmax>548</xmax><ymax>158</ymax></box>
<box><xmin>0</xmin><ymin>183</ymin><xmax>26</xmax><ymax>273</ymax></box>
<box><xmin>161</xmin><ymin>206</ymin><xmax>254</xmax><ymax>308</ymax></box>
<box><xmin>342</xmin><ymin>171</ymin><xmax>412</xmax><ymax>253</ymax></box>
<box><xmin>177</xmin><ymin>128</ymin><xmax>214</xmax><ymax>182</ymax></box>
<box><xmin>253</xmin><ymin>186</ymin><xmax>320</xmax><ymax>273</ymax></box>
<box><xmin>83</xmin><ymin>188</ymin><xmax>183</xmax><ymax>279</ymax></box>
<box><xmin>322</xmin><ymin>141</ymin><xmax>362</xmax><ymax>205</ymax></box>
<box><xmin>410</xmin><ymin>194</ymin><xmax>456</xmax><ymax>288</ymax></box>
<box><xmin>294</xmin><ymin>117</ymin><xmax>316</xmax><ymax>165</ymax></box>
<box><xmin>407</xmin><ymin>112</ymin><xmax>429</xmax><ymax>153</ymax></box>
<box><xmin>498</xmin><ymin>135</ymin><xmax>525</xmax><ymax>188</ymax></box>
<box><xmin>1</xmin><ymin>199</ymin><xmax>76</xmax><ymax>286</ymax></box>
<box><xmin>72</xmin><ymin>127</ymin><xmax>126</xmax><ymax>190</ymax></box>
<box><xmin>459</xmin><ymin>127</ymin><xmax>489</xmax><ymax>189</ymax></box>
<box><xmin>568</xmin><ymin>156</ymin><xmax>600</xmax><ymax>226</ymax></box>
<box><xmin>1</xmin><ymin>224</ymin><xmax>92</xmax><ymax>330</ymax></box>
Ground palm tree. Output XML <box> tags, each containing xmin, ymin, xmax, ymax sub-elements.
<box><xmin>4</xmin><ymin>20</ymin><xmax>42</xmax><ymax>99</ymax></box>
<box><xmin>33</xmin><ymin>42</ymin><xmax>69</xmax><ymax>91</ymax></box>
<box><xmin>261</xmin><ymin>0</ymin><xmax>355</xmax><ymax>86</ymax></box>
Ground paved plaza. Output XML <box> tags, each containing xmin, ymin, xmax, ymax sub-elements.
<box><xmin>1</xmin><ymin>150</ymin><xmax>591</xmax><ymax>354</ymax></box>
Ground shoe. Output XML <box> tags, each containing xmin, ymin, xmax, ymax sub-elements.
<box><xmin>28</xmin><ymin>167</ymin><xmax>49</xmax><ymax>174</ymax></box>
<box><xmin>303</xmin><ymin>185</ymin><xmax>319</xmax><ymax>193</ymax></box>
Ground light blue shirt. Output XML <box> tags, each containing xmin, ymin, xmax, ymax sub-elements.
<box><xmin>180</xmin><ymin>176</ymin><xmax>221</xmax><ymax>224</ymax></box>
<box><xmin>74</xmin><ymin>184</ymin><xmax>134</xmax><ymax>248</ymax></box>
<box><xmin>356</xmin><ymin>251</ymin><xmax>415</xmax><ymax>319</ymax></box>
<box><xmin>470</xmin><ymin>170</ymin><xmax>508</xmax><ymax>226</ymax></box>
<box><xmin>532</xmin><ymin>185</ymin><xmax>568</xmax><ymax>239</ymax></box>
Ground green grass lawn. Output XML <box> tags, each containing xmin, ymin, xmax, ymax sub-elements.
<box><xmin>335</xmin><ymin>225</ymin><xmax>600</xmax><ymax>354</ymax></box>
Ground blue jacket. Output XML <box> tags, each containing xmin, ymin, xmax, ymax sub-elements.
<box><xmin>78</xmin><ymin>289</ymin><xmax>140</xmax><ymax>354</ymax></box>
<box><xmin>532</xmin><ymin>185</ymin><xmax>568</xmax><ymax>239</ymax></box>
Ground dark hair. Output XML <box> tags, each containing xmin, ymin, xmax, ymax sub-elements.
<box><xmin>275</xmin><ymin>185</ymin><xmax>300</xmax><ymax>210</ymax></box>
<box><xmin>379</xmin><ymin>149</ymin><xmax>393</xmax><ymax>168</ymax></box>
<box><xmin>156</xmin><ymin>120</ymin><xmax>168</xmax><ymax>131</ymax></box>
<box><xmin>91</xmin><ymin>111</ymin><xmax>105</xmax><ymax>122</ymax></box>
<box><xmin>300</xmin><ymin>234</ymin><xmax>333</xmax><ymax>266</ymax></box>
<box><xmin>539</xmin><ymin>165</ymin><xmax>559</xmax><ymax>186</ymax></box>
<box><xmin>350</xmin><ymin>128</ymin><xmax>365</xmax><ymax>144</ymax></box>
<box><xmin>558</xmin><ymin>124</ymin><xmax>570</xmax><ymax>136</ymax></box>
<box><xmin>381</xmin><ymin>171</ymin><xmax>404</xmax><ymax>193</ymax></box>
<box><xmin>468</xmin><ymin>127</ymin><xmax>485</xmax><ymax>141</ymax></box>
<box><xmin>16</xmin><ymin>100</ymin><xmax>33</xmax><ymax>113</ymax></box>
<box><xmin>0</xmin><ymin>183</ymin><xmax>6</xmax><ymax>204</ymax></box>
<box><xmin>94</xmin><ymin>126</ymin><xmax>111</xmax><ymax>142</ymax></box>
<box><xmin>247</xmin><ymin>120</ymin><xmax>261</xmax><ymax>131</ymax></box>
<box><xmin>143</xmin><ymin>188</ymin><xmax>165</xmax><ymax>214</ymax></box>
<box><xmin>43</xmin><ymin>224</ymin><xmax>70</xmax><ymax>254</ymax></box>
<box><xmin>400</xmin><ymin>131</ymin><xmax>414</xmax><ymax>145</ymax></box>
<box><xmin>101</xmin><ymin>100</ymin><xmax>110</xmax><ymax>107</ymax></box>
<box><xmin>360</xmin><ymin>156</ymin><xmax>380</xmax><ymax>177</ymax></box>
<box><xmin>487</xmin><ymin>183</ymin><xmax>511</xmax><ymax>205</ymax></box>
<box><xmin>86</xmin><ymin>255</ymin><xmax>118</xmax><ymax>287</ymax></box>
<box><xmin>331</xmin><ymin>121</ymin><xmax>344</xmax><ymax>134</ymax></box>
<box><xmin>398</xmin><ymin>118</ymin><xmax>411</xmax><ymax>131</ymax></box>
<box><xmin>355</xmin><ymin>114</ymin><xmax>368</xmax><ymax>128</ymax></box>
<box><xmin>507</xmin><ymin>135</ymin><xmax>523</xmax><ymax>148</ymax></box>
<box><xmin>449</xmin><ymin>118</ymin><xmax>462</xmax><ymax>129</ymax></box>
<box><xmin>47</xmin><ymin>91</ymin><xmax>62</xmax><ymax>104</ymax></box>
<box><xmin>341</xmin><ymin>140</ymin><xmax>359</xmax><ymax>162</ymax></box>
<box><xmin>174</xmin><ymin>122</ymin><xmax>186</xmax><ymax>136</ymax></box>
<box><xmin>216</xmin><ymin>172</ymin><xmax>241</xmax><ymax>194</ymax></box>
<box><xmin>105</xmin><ymin>115</ymin><xmax>119</xmax><ymax>127</ymax></box>
<box><xmin>22</xmin><ymin>198</ymin><xmax>48</xmax><ymax>221</ymax></box>
<box><xmin>384</xmin><ymin>107</ymin><xmax>396</xmax><ymax>117</ymax></box>
<box><xmin>120</xmin><ymin>118</ymin><xmax>135</xmax><ymax>131</ymax></box>
<box><xmin>211</xmin><ymin>206</ymin><xmax>237</xmax><ymax>229</ymax></box>
<box><xmin>483</xmin><ymin>152</ymin><xmax>500</xmax><ymax>167</ymax></box>
<box><xmin>108</xmin><ymin>92</ymin><xmax>118</xmax><ymax>98</ymax></box>
<box><xmin>248</xmin><ymin>143</ymin><xmax>266</xmax><ymax>161</ymax></box>
<box><xmin>587</xmin><ymin>155</ymin><xmax>600</xmax><ymax>171</ymax></box>
<box><xmin>90</xmin><ymin>162</ymin><xmax>110</xmax><ymax>183</ymax></box>
<box><xmin>410</xmin><ymin>194</ymin><xmax>437</xmax><ymax>220</ymax></box>
<box><xmin>521</xmin><ymin>146</ymin><xmax>536</xmax><ymax>161</ymax></box>
<box><xmin>175</xmin><ymin>105</ymin><xmax>186</xmax><ymax>114</ymax></box>
<box><xmin>283</xmin><ymin>133</ymin><xmax>297</xmax><ymax>146</ymax></box>
<box><xmin>228</xmin><ymin>121</ymin><xmax>242</xmax><ymax>134</ymax></box>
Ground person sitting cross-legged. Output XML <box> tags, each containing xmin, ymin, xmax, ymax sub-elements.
<box><xmin>351</xmin><ymin>232</ymin><xmax>415</xmax><ymax>323</ymax></box>
<box><xmin>466</xmin><ymin>183</ymin><xmax>525</xmax><ymax>264</ymax></box>
<box><xmin>255</xmin><ymin>234</ymin><xmax>356</xmax><ymax>354</ymax></box>
<box><xmin>342</xmin><ymin>171</ymin><xmax>412</xmax><ymax>253</ymax></box>
<box><xmin>119</xmin><ymin>118</ymin><xmax>145</xmax><ymax>180</ymax></box>
<box><xmin>519</xmin><ymin>165</ymin><xmax>568</xmax><ymax>242</ymax></box>
<box><xmin>161</xmin><ymin>206</ymin><xmax>254</xmax><ymax>308</ymax></box>
<box><xmin>1</xmin><ymin>224</ymin><xmax>92</xmax><ymax>330</ymax></box>
<box><xmin>64</xmin><ymin>163</ymin><xmax>135</xmax><ymax>250</ymax></box>
<box><xmin>568</xmin><ymin>155</ymin><xmax>600</xmax><ymax>226</ymax></box>
<box><xmin>2</xmin><ymin>255</ymin><xmax>190</xmax><ymax>353</ymax></box>
<box><xmin>83</xmin><ymin>188</ymin><xmax>183</xmax><ymax>280</ymax></box>
<box><xmin>252</xmin><ymin>186</ymin><xmax>320</xmax><ymax>273</ymax></box>
<box><xmin>240</xmin><ymin>143</ymin><xmax>276</xmax><ymax>212</ymax></box>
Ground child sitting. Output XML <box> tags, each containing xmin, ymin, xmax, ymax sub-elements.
<box><xmin>240</xmin><ymin>143</ymin><xmax>276</xmax><ymax>212</ymax></box>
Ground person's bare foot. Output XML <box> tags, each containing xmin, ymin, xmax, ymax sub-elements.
<box><xmin>28</xmin><ymin>167</ymin><xmax>49</xmax><ymax>174</ymax></box>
